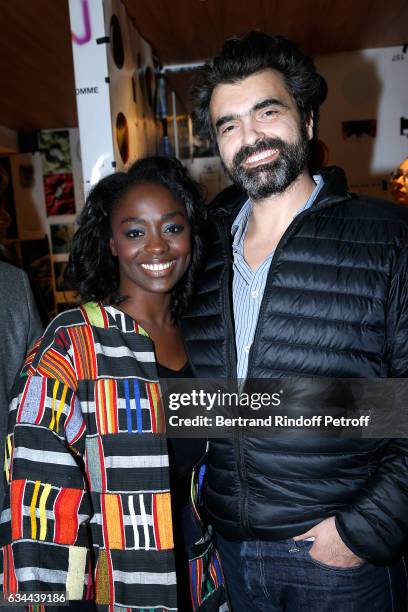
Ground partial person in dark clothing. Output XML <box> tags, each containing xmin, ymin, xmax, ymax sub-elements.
<box><xmin>181</xmin><ymin>31</ymin><xmax>408</xmax><ymax>611</ymax></box>
<box><xmin>0</xmin><ymin>260</ymin><xmax>43</xmax><ymax>504</ymax></box>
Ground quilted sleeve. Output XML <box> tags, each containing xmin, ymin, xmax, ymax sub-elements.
<box><xmin>335</xmin><ymin>247</ymin><xmax>408</xmax><ymax>564</ymax></box>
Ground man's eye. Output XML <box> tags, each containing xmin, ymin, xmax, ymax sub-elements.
<box><xmin>221</xmin><ymin>124</ymin><xmax>236</xmax><ymax>135</ymax></box>
<box><xmin>125</xmin><ymin>228</ymin><xmax>144</xmax><ymax>238</ymax></box>
<box><xmin>164</xmin><ymin>224</ymin><xmax>184</xmax><ymax>233</ymax></box>
<box><xmin>262</xmin><ymin>109</ymin><xmax>278</xmax><ymax>118</ymax></box>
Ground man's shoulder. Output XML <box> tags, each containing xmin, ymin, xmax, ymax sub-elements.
<box><xmin>317</xmin><ymin>167</ymin><xmax>408</xmax><ymax>229</ymax></box>
<box><xmin>0</xmin><ymin>261</ymin><xmax>27</xmax><ymax>290</ymax></box>
<box><xmin>338</xmin><ymin>192</ymin><xmax>408</xmax><ymax>222</ymax></box>
<box><xmin>324</xmin><ymin>193</ymin><xmax>408</xmax><ymax>242</ymax></box>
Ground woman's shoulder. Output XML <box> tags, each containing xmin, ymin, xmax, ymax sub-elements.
<box><xmin>43</xmin><ymin>302</ymin><xmax>111</xmax><ymax>336</ymax></box>
<box><xmin>43</xmin><ymin>303</ymin><xmax>90</xmax><ymax>335</ymax></box>
<box><xmin>34</xmin><ymin>302</ymin><xmax>109</xmax><ymax>357</ymax></box>
<box><xmin>22</xmin><ymin>303</ymin><xmax>104</xmax><ymax>385</ymax></box>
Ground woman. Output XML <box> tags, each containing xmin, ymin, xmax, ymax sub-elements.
<box><xmin>0</xmin><ymin>157</ymin><xmax>225</xmax><ymax>611</ymax></box>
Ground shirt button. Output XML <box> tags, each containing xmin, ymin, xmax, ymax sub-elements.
<box><xmin>251</xmin><ymin>290</ymin><xmax>259</xmax><ymax>299</ymax></box>
<box><xmin>244</xmin><ymin>345</ymin><xmax>251</xmax><ymax>353</ymax></box>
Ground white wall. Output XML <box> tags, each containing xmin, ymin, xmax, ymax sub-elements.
<box><xmin>316</xmin><ymin>45</ymin><xmax>408</xmax><ymax>199</ymax></box>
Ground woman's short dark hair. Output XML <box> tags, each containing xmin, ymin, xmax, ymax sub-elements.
<box><xmin>65</xmin><ymin>156</ymin><xmax>206</xmax><ymax>320</ymax></box>
<box><xmin>191</xmin><ymin>31</ymin><xmax>327</xmax><ymax>145</ymax></box>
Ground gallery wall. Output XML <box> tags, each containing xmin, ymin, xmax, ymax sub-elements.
<box><xmin>0</xmin><ymin>129</ymin><xmax>83</xmax><ymax>316</ymax></box>
<box><xmin>315</xmin><ymin>45</ymin><xmax>407</xmax><ymax>199</ymax></box>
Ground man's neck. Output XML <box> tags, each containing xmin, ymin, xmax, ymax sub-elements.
<box><xmin>243</xmin><ymin>170</ymin><xmax>316</xmax><ymax>271</ymax></box>
<box><xmin>248</xmin><ymin>170</ymin><xmax>316</xmax><ymax>241</ymax></box>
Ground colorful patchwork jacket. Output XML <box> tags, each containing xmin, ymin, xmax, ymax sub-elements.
<box><xmin>0</xmin><ymin>302</ymin><xmax>227</xmax><ymax>611</ymax></box>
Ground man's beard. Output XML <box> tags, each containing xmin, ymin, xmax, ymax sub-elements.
<box><xmin>224</xmin><ymin>127</ymin><xmax>309</xmax><ymax>201</ymax></box>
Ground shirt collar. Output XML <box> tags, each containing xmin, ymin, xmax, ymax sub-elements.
<box><xmin>231</xmin><ymin>174</ymin><xmax>324</xmax><ymax>254</ymax></box>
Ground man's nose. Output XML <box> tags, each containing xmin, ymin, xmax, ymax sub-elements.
<box><xmin>241</xmin><ymin>118</ymin><xmax>265</xmax><ymax>145</ymax></box>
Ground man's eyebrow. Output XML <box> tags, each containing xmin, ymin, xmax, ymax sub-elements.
<box><xmin>215</xmin><ymin>98</ymin><xmax>289</xmax><ymax>132</ymax></box>
<box><xmin>252</xmin><ymin>98</ymin><xmax>289</xmax><ymax>112</ymax></box>
<box><xmin>215</xmin><ymin>114</ymin><xmax>239</xmax><ymax>131</ymax></box>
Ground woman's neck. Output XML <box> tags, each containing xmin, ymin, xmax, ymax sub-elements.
<box><xmin>115</xmin><ymin>293</ymin><xmax>174</xmax><ymax>329</ymax></box>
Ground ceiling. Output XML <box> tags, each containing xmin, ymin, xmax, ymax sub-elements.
<box><xmin>0</xmin><ymin>0</ymin><xmax>407</xmax><ymax>134</ymax></box>
<box><xmin>124</xmin><ymin>0</ymin><xmax>408</xmax><ymax>64</ymax></box>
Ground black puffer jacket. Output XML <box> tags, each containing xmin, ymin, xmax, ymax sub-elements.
<box><xmin>180</xmin><ymin>167</ymin><xmax>408</xmax><ymax>565</ymax></box>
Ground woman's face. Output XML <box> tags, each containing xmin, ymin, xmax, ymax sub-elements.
<box><xmin>109</xmin><ymin>182</ymin><xmax>192</xmax><ymax>298</ymax></box>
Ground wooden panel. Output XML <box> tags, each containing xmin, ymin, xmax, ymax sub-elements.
<box><xmin>0</xmin><ymin>0</ymin><xmax>406</xmax><ymax>132</ymax></box>
<box><xmin>0</xmin><ymin>0</ymin><xmax>77</xmax><ymax>131</ymax></box>
<box><xmin>123</xmin><ymin>0</ymin><xmax>408</xmax><ymax>62</ymax></box>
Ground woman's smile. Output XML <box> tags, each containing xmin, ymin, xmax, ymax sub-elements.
<box><xmin>140</xmin><ymin>259</ymin><xmax>177</xmax><ymax>274</ymax></box>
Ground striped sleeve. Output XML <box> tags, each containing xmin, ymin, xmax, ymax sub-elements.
<box><xmin>0</xmin><ymin>326</ymin><xmax>94</xmax><ymax>601</ymax></box>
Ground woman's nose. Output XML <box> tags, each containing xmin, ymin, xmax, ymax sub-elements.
<box><xmin>144</xmin><ymin>233</ymin><xmax>169</xmax><ymax>254</ymax></box>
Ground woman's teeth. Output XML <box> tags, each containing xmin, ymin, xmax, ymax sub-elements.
<box><xmin>141</xmin><ymin>261</ymin><xmax>175</xmax><ymax>271</ymax></box>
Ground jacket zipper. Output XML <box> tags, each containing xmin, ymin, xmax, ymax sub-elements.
<box><xmin>241</xmin><ymin>195</ymin><xmax>351</xmax><ymax>533</ymax></box>
<box><xmin>246</xmin><ymin>196</ymin><xmax>349</xmax><ymax>378</ymax></box>
<box><xmin>222</xmin><ymin>222</ymin><xmax>237</xmax><ymax>379</ymax></box>
<box><xmin>221</xmin><ymin>220</ymin><xmax>251</xmax><ymax>532</ymax></box>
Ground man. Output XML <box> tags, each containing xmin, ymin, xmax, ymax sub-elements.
<box><xmin>0</xmin><ymin>259</ymin><xmax>42</xmax><ymax>505</ymax></box>
<box><xmin>181</xmin><ymin>32</ymin><xmax>408</xmax><ymax>611</ymax></box>
<box><xmin>390</xmin><ymin>156</ymin><xmax>408</xmax><ymax>206</ymax></box>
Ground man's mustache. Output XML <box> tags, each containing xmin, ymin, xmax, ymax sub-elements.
<box><xmin>233</xmin><ymin>138</ymin><xmax>286</xmax><ymax>167</ymax></box>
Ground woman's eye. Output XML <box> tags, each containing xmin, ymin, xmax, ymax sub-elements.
<box><xmin>164</xmin><ymin>223</ymin><xmax>184</xmax><ymax>234</ymax></box>
<box><xmin>126</xmin><ymin>228</ymin><xmax>145</xmax><ymax>238</ymax></box>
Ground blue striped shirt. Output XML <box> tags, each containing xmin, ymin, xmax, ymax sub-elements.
<box><xmin>232</xmin><ymin>175</ymin><xmax>324</xmax><ymax>379</ymax></box>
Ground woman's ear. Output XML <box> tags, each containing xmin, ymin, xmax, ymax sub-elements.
<box><xmin>109</xmin><ymin>237</ymin><xmax>118</xmax><ymax>257</ymax></box>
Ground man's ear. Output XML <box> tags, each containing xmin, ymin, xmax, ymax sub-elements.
<box><xmin>109</xmin><ymin>237</ymin><xmax>118</xmax><ymax>257</ymax></box>
<box><xmin>306</xmin><ymin>113</ymin><xmax>314</xmax><ymax>141</ymax></box>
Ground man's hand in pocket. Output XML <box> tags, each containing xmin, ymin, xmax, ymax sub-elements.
<box><xmin>293</xmin><ymin>516</ymin><xmax>364</xmax><ymax>568</ymax></box>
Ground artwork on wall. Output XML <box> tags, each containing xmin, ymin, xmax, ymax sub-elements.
<box><xmin>0</xmin><ymin>130</ymin><xmax>83</xmax><ymax>320</ymax></box>
<box><xmin>342</xmin><ymin>119</ymin><xmax>377</xmax><ymax>139</ymax></box>
<box><xmin>11</xmin><ymin>153</ymin><xmax>47</xmax><ymax>240</ymax></box>
<box><xmin>43</xmin><ymin>173</ymin><xmax>75</xmax><ymax>216</ymax></box>
<box><xmin>53</xmin><ymin>261</ymin><xmax>69</xmax><ymax>292</ymax></box>
<box><xmin>50</xmin><ymin>223</ymin><xmax>76</xmax><ymax>254</ymax></box>
<box><xmin>18</xmin><ymin>163</ymin><xmax>35</xmax><ymax>188</ymax></box>
<box><xmin>38</xmin><ymin>130</ymin><xmax>72</xmax><ymax>174</ymax></box>
<box><xmin>21</xmin><ymin>237</ymin><xmax>55</xmax><ymax>318</ymax></box>
<box><xmin>0</xmin><ymin>156</ymin><xmax>18</xmax><ymax>240</ymax></box>
<box><xmin>38</xmin><ymin>130</ymin><xmax>76</xmax><ymax>216</ymax></box>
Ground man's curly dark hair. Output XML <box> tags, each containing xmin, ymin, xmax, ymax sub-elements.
<box><xmin>65</xmin><ymin>156</ymin><xmax>206</xmax><ymax>321</ymax></box>
<box><xmin>191</xmin><ymin>31</ymin><xmax>327</xmax><ymax>155</ymax></box>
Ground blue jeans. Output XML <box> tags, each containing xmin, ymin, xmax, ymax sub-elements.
<box><xmin>216</xmin><ymin>534</ymin><xmax>408</xmax><ymax>612</ymax></box>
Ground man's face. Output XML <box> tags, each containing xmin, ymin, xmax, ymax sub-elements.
<box><xmin>390</xmin><ymin>158</ymin><xmax>408</xmax><ymax>206</ymax></box>
<box><xmin>210</xmin><ymin>69</ymin><xmax>313</xmax><ymax>200</ymax></box>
